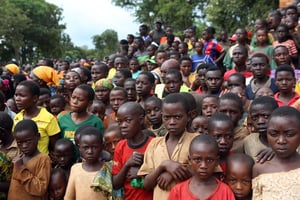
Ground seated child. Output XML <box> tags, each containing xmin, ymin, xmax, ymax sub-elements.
<box><xmin>252</xmin><ymin>106</ymin><xmax>300</xmax><ymax>199</ymax></box>
<box><xmin>49</xmin><ymin>168</ymin><xmax>68</xmax><ymax>200</ymax></box>
<box><xmin>201</xmin><ymin>95</ymin><xmax>219</xmax><ymax>118</ymax></box>
<box><xmin>168</xmin><ymin>134</ymin><xmax>235</xmax><ymax>200</ymax></box>
<box><xmin>8</xmin><ymin>119</ymin><xmax>51</xmax><ymax>199</ymax></box>
<box><xmin>226</xmin><ymin>153</ymin><xmax>254</xmax><ymax>200</ymax></box>
<box><xmin>190</xmin><ymin>115</ymin><xmax>209</xmax><ymax>135</ymax></box>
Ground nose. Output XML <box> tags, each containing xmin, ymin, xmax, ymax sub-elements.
<box><xmin>277</xmin><ymin>135</ymin><xmax>287</xmax><ymax>144</ymax></box>
<box><xmin>236</xmin><ymin>181</ymin><xmax>242</xmax><ymax>190</ymax></box>
<box><xmin>219</xmin><ymin>137</ymin><xmax>227</xmax><ymax>145</ymax></box>
<box><xmin>150</xmin><ymin>110</ymin><xmax>155</xmax><ymax>116</ymax></box>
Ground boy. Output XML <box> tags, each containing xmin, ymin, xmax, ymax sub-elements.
<box><xmin>112</xmin><ymin>102</ymin><xmax>153</xmax><ymax>200</ymax></box>
<box><xmin>168</xmin><ymin>134</ymin><xmax>235</xmax><ymax>199</ymax></box>
<box><xmin>204</xmin><ymin>66</ymin><xmax>223</xmax><ymax>95</ymax></box>
<box><xmin>274</xmin><ymin>64</ymin><xmax>300</xmax><ymax>106</ymax></box>
<box><xmin>109</xmin><ymin>87</ymin><xmax>128</xmax><ymax>121</ymax></box>
<box><xmin>138</xmin><ymin>93</ymin><xmax>198</xmax><ymax>200</ymax></box>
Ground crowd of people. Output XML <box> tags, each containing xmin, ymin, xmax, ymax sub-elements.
<box><xmin>1</xmin><ymin>2</ymin><xmax>300</xmax><ymax>200</ymax></box>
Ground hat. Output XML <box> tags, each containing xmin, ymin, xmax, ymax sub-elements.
<box><xmin>95</xmin><ymin>78</ymin><xmax>114</xmax><ymax>90</ymax></box>
<box><xmin>5</xmin><ymin>64</ymin><xmax>19</xmax><ymax>75</ymax></box>
<box><xmin>229</xmin><ymin>34</ymin><xmax>237</xmax><ymax>42</ymax></box>
<box><xmin>32</xmin><ymin>66</ymin><xmax>59</xmax><ymax>86</ymax></box>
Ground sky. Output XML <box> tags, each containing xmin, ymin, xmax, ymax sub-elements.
<box><xmin>46</xmin><ymin>0</ymin><xmax>140</xmax><ymax>48</ymax></box>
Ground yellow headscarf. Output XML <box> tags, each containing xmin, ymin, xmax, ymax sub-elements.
<box><xmin>32</xmin><ymin>66</ymin><xmax>59</xmax><ymax>86</ymax></box>
<box><xmin>95</xmin><ymin>78</ymin><xmax>114</xmax><ymax>90</ymax></box>
<box><xmin>5</xmin><ymin>64</ymin><xmax>19</xmax><ymax>75</ymax></box>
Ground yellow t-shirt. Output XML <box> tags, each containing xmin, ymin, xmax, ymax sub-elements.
<box><xmin>14</xmin><ymin>107</ymin><xmax>61</xmax><ymax>154</ymax></box>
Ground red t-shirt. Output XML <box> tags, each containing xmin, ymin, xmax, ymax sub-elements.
<box><xmin>112</xmin><ymin>136</ymin><xmax>153</xmax><ymax>200</ymax></box>
<box><xmin>168</xmin><ymin>178</ymin><xmax>235</xmax><ymax>200</ymax></box>
<box><xmin>224</xmin><ymin>68</ymin><xmax>253</xmax><ymax>81</ymax></box>
<box><xmin>274</xmin><ymin>92</ymin><xmax>300</xmax><ymax>107</ymax></box>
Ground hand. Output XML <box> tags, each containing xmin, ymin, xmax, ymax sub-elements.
<box><xmin>125</xmin><ymin>152</ymin><xmax>144</xmax><ymax>168</ymax></box>
<box><xmin>162</xmin><ymin>160</ymin><xmax>190</xmax><ymax>181</ymax></box>
<box><xmin>256</xmin><ymin>148</ymin><xmax>275</xmax><ymax>164</ymax></box>
<box><xmin>127</xmin><ymin>166</ymin><xmax>140</xmax><ymax>179</ymax></box>
<box><xmin>157</xmin><ymin>172</ymin><xmax>173</xmax><ymax>190</ymax></box>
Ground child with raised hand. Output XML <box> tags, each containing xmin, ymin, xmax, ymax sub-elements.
<box><xmin>226</xmin><ymin>153</ymin><xmax>254</xmax><ymax>200</ymax></box>
<box><xmin>58</xmin><ymin>84</ymin><xmax>104</xmax><ymax>144</ymax></box>
<box><xmin>168</xmin><ymin>134</ymin><xmax>235</xmax><ymax>200</ymax></box>
<box><xmin>8</xmin><ymin>119</ymin><xmax>51</xmax><ymax>200</ymax></box>
<box><xmin>138</xmin><ymin>93</ymin><xmax>198</xmax><ymax>200</ymax></box>
<box><xmin>49</xmin><ymin>168</ymin><xmax>68</xmax><ymax>200</ymax></box>
<box><xmin>112</xmin><ymin>102</ymin><xmax>153</xmax><ymax>200</ymax></box>
<box><xmin>252</xmin><ymin>106</ymin><xmax>300</xmax><ymax>199</ymax></box>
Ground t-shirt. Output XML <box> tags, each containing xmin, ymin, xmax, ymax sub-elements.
<box><xmin>168</xmin><ymin>178</ymin><xmax>235</xmax><ymax>200</ymax></box>
<box><xmin>14</xmin><ymin>107</ymin><xmax>60</xmax><ymax>154</ymax></box>
<box><xmin>112</xmin><ymin>136</ymin><xmax>153</xmax><ymax>200</ymax></box>
<box><xmin>203</xmin><ymin>39</ymin><xmax>224</xmax><ymax>61</ymax></box>
<box><xmin>274</xmin><ymin>92</ymin><xmax>300</xmax><ymax>107</ymax></box>
<box><xmin>190</xmin><ymin>54</ymin><xmax>215</xmax><ymax>72</ymax></box>
<box><xmin>58</xmin><ymin>112</ymin><xmax>104</xmax><ymax>143</ymax></box>
<box><xmin>224</xmin><ymin>68</ymin><xmax>253</xmax><ymax>81</ymax></box>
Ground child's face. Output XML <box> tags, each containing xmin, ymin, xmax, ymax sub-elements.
<box><xmin>144</xmin><ymin>100</ymin><xmax>162</xmax><ymax>126</ymax></box>
<box><xmin>255</xmin><ymin>87</ymin><xmax>274</xmax><ymax>98</ymax></box>
<box><xmin>94</xmin><ymin>86</ymin><xmax>110</xmax><ymax>103</ymax></box>
<box><xmin>104</xmin><ymin>130</ymin><xmax>122</xmax><ymax>155</ymax></box>
<box><xmin>274</xmin><ymin>47</ymin><xmax>290</xmax><ymax>65</ymax></box>
<box><xmin>202</xmin><ymin>97</ymin><xmax>218</xmax><ymax>118</ymax></box>
<box><xmin>91</xmin><ymin>65</ymin><xmax>106</xmax><ymax>83</ymax></box>
<box><xmin>251</xmin><ymin>57</ymin><xmax>268</xmax><ymax>79</ymax></box>
<box><xmin>250</xmin><ymin>104</ymin><xmax>273</xmax><ymax>134</ymax></box>
<box><xmin>194</xmin><ymin>42</ymin><xmax>203</xmax><ymax>54</ymax></box>
<box><xmin>180</xmin><ymin>60</ymin><xmax>192</xmax><ymax>77</ymax></box>
<box><xmin>136</xmin><ymin>74</ymin><xmax>153</xmax><ymax>97</ymax></box>
<box><xmin>232</xmin><ymin>47</ymin><xmax>247</xmax><ymax>66</ymax></box>
<box><xmin>209</xmin><ymin>121</ymin><xmax>234</xmax><ymax>156</ymax></box>
<box><xmin>14</xmin><ymin>85</ymin><xmax>38</xmax><ymax>110</ymax></box>
<box><xmin>189</xmin><ymin>143</ymin><xmax>219</xmax><ymax>180</ymax></box>
<box><xmin>49</xmin><ymin>173</ymin><xmax>67</xmax><ymax>200</ymax></box>
<box><xmin>275</xmin><ymin>71</ymin><xmax>295</xmax><ymax>93</ymax></box>
<box><xmin>155</xmin><ymin>52</ymin><xmax>168</xmax><ymax>66</ymax></box>
<box><xmin>178</xmin><ymin>44</ymin><xmax>187</xmax><ymax>54</ymax></box>
<box><xmin>124</xmin><ymin>81</ymin><xmax>137</xmax><ymax>102</ymax></box>
<box><xmin>165</xmin><ymin>74</ymin><xmax>182</xmax><ymax>94</ymax></box>
<box><xmin>79</xmin><ymin>134</ymin><xmax>102</xmax><ymax>163</ymax></box>
<box><xmin>70</xmin><ymin>88</ymin><xmax>91</xmax><ymax>113</ymax></box>
<box><xmin>197</xmin><ymin>69</ymin><xmax>207</xmax><ymax>86</ymax></box>
<box><xmin>64</xmin><ymin>71</ymin><xmax>81</xmax><ymax>91</ymax></box>
<box><xmin>109</xmin><ymin>90</ymin><xmax>127</xmax><ymax>112</ymax></box>
<box><xmin>89</xmin><ymin>103</ymin><xmax>106</xmax><ymax>121</ymax></box>
<box><xmin>117</xmin><ymin>110</ymin><xmax>142</xmax><ymax>139</ymax></box>
<box><xmin>267</xmin><ymin>116</ymin><xmax>300</xmax><ymax>158</ymax></box>
<box><xmin>50</xmin><ymin>98</ymin><xmax>64</xmax><ymax>116</ymax></box>
<box><xmin>37</xmin><ymin>94</ymin><xmax>50</xmax><ymax>110</ymax></box>
<box><xmin>226</xmin><ymin>161</ymin><xmax>252</xmax><ymax>199</ymax></box>
<box><xmin>113</xmin><ymin>71</ymin><xmax>126</xmax><ymax>87</ymax></box>
<box><xmin>129</xmin><ymin>60</ymin><xmax>140</xmax><ymax>72</ymax></box>
<box><xmin>256</xmin><ymin>29</ymin><xmax>268</xmax><ymax>44</ymax></box>
<box><xmin>191</xmin><ymin>116</ymin><xmax>208</xmax><ymax>134</ymax></box>
<box><xmin>147</xmin><ymin>46</ymin><xmax>156</xmax><ymax>57</ymax></box>
<box><xmin>54</xmin><ymin>144</ymin><xmax>74</xmax><ymax>170</ymax></box>
<box><xmin>205</xmin><ymin>70</ymin><xmax>223</xmax><ymax>93</ymax></box>
<box><xmin>227</xmin><ymin>76</ymin><xmax>244</xmax><ymax>89</ymax></box>
<box><xmin>219</xmin><ymin>99</ymin><xmax>242</xmax><ymax>126</ymax></box>
<box><xmin>14</xmin><ymin>130</ymin><xmax>38</xmax><ymax>157</ymax></box>
<box><xmin>254</xmin><ymin>19</ymin><xmax>264</xmax><ymax>31</ymax></box>
<box><xmin>114</xmin><ymin>57</ymin><xmax>128</xmax><ymax>70</ymax></box>
<box><xmin>276</xmin><ymin>26</ymin><xmax>288</xmax><ymax>41</ymax></box>
<box><xmin>162</xmin><ymin>102</ymin><xmax>188</xmax><ymax>137</ymax></box>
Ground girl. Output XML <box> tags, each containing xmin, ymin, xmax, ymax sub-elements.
<box><xmin>179</xmin><ymin>56</ymin><xmax>195</xmax><ymax>88</ymax></box>
<box><xmin>129</xmin><ymin>57</ymin><xmax>141</xmax><ymax>79</ymax></box>
<box><xmin>113</xmin><ymin>68</ymin><xmax>132</xmax><ymax>87</ymax></box>
<box><xmin>136</xmin><ymin>72</ymin><xmax>155</xmax><ymax>108</ymax></box>
<box><xmin>94</xmin><ymin>78</ymin><xmax>114</xmax><ymax>116</ymax></box>
<box><xmin>49</xmin><ymin>168</ymin><xmax>68</xmax><ymax>200</ymax></box>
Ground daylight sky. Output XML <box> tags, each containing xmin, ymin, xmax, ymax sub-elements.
<box><xmin>46</xmin><ymin>0</ymin><xmax>139</xmax><ymax>48</ymax></box>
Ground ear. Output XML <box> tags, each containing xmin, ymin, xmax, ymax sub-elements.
<box><xmin>32</xmin><ymin>95</ymin><xmax>39</xmax><ymax>104</ymax></box>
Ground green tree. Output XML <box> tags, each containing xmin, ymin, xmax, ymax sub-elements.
<box><xmin>92</xmin><ymin>29</ymin><xmax>119</xmax><ymax>59</ymax></box>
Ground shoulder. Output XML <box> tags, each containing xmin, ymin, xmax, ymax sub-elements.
<box><xmin>38</xmin><ymin>107</ymin><xmax>56</xmax><ymax>119</ymax></box>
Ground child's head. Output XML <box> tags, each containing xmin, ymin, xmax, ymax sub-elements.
<box><xmin>284</xmin><ymin>16</ymin><xmax>298</xmax><ymax>30</ymax></box>
<box><xmin>129</xmin><ymin>57</ymin><xmax>140</xmax><ymax>73</ymax></box>
<box><xmin>250</xmin><ymin>96</ymin><xmax>278</xmax><ymax>135</ymax></box>
<box><xmin>218</xmin><ymin>93</ymin><xmax>243</xmax><ymax>127</ymax></box>
<box><xmin>136</xmin><ymin>71</ymin><xmax>155</xmax><ymax>98</ymax></box>
<box><xmin>205</xmin><ymin>66</ymin><xmax>223</xmax><ymax>94</ymax></box>
<box><xmin>254</xmin><ymin>18</ymin><xmax>268</xmax><ymax>31</ymax></box>
<box><xmin>94</xmin><ymin>78</ymin><xmax>114</xmax><ymax>103</ymax></box>
<box><xmin>275</xmin><ymin>64</ymin><xmax>295</xmax><ymax>94</ymax></box>
<box><xmin>188</xmin><ymin>134</ymin><xmax>219</xmax><ymax>181</ymax></box>
<box><xmin>255</xmin><ymin>27</ymin><xmax>268</xmax><ymax>45</ymax></box>
<box><xmin>273</xmin><ymin>45</ymin><xmax>291</xmax><ymax>66</ymax></box>
<box><xmin>114</xmin><ymin>55</ymin><xmax>129</xmax><ymax>70</ymax></box>
<box><xmin>227</xmin><ymin>73</ymin><xmax>246</xmax><ymax>89</ymax></box>
<box><xmin>54</xmin><ymin>138</ymin><xmax>76</xmax><ymax>170</ymax></box>
<box><xmin>179</xmin><ymin>56</ymin><xmax>192</xmax><ymax>77</ymax></box>
<box><xmin>70</xmin><ymin>84</ymin><xmax>94</xmax><ymax>113</ymax></box>
<box><xmin>103</xmin><ymin>123</ymin><xmax>122</xmax><ymax>155</ymax></box>
<box><xmin>88</xmin><ymin>100</ymin><xmax>106</xmax><ymax>121</ymax></box>
<box><xmin>49</xmin><ymin>168</ymin><xmax>68</xmax><ymax>200</ymax></box>
<box><xmin>113</xmin><ymin>68</ymin><xmax>132</xmax><ymax>87</ymax></box>
<box><xmin>14</xmin><ymin>119</ymin><xmax>39</xmax><ymax>156</ymax></box>
<box><xmin>201</xmin><ymin>95</ymin><xmax>219</xmax><ymax>118</ymax></box>
<box><xmin>14</xmin><ymin>80</ymin><xmax>40</xmax><ymax>111</ymax></box>
<box><xmin>194</xmin><ymin>41</ymin><xmax>204</xmax><ymax>54</ymax></box>
<box><xmin>117</xmin><ymin>102</ymin><xmax>145</xmax><ymax>139</ymax></box>
<box><xmin>190</xmin><ymin>116</ymin><xmax>209</xmax><ymax>134</ymax></box>
<box><xmin>123</xmin><ymin>78</ymin><xmax>137</xmax><ymax>102</ymax></box>
<box><xmin>255</xmin><ymin>87</ymin><xmax>274</xmax><ymax>98</ymax></box>
<box><xmin>64</xmin><ymin>70</ymin><xmax>82</xmax><ymax>91</ymax></box>
<box><xmin>285</xmin><ymin>5</ymin><xmax>298</xmax><ymax>19</ymax></box>
<box><xmin>155</xmin><ymin>50</ymin><xmax>168</xmax><ymax>67</ymax></box>
<box><xmin>37</xmin><ymin>88</ymin><xmax>51</xmax><ymax>110</ymax></box>
<box><xmin>208</xmin><ymin>113</ymin><xmax>234</xmax><ymax>156</ymax></box>
<box><xmin>196</xmin><ymin>63</ymin><xmax>210</xmax><ymax>87</ymax></box>
<box><xmin>91</xmin><ymin>62</ymin><xmax>109</xmax><ymax>83</ymax></box>
<box><xmin>251</xmin><ymin>53</ymin><xmax>270</xmax><ymax>79</ymax></box>
<box><xmin>6</xmin><ymin>98</ymin><xmax>18</xmax><ymax>113</ymax></box>
<box><xmin>276</xmin><ymin>24</ymin><xmax>289</xmax><ymax>42</ymax></box>
<box><xmin>165</xmin><ymin>69</ymin><xmax>183</xmax><ymax>94</ymax></box>
<box><xmin>232</xmin><ymin>45</ymin><xmax>248</xmax><ymax>67</ymax></box>
<box><xmin>50</xmin><ymin>94</ymin><xmax>66</xmax><ymax>116</ymax></box>
<box><xmin>162</xmin><ymin>93</ymin><xmax>189</xmax><ymax>137</ymax></box>
<box><xmin>267</xmin><ymin>106</ymin><xmax>300</xmax><ymax>159</ymax></box>
<box><xmin>226</xmin><ymin>153</ymin><xmax>254</xmax><ymax>200</ymax></box>
<box><xmin>178</xmin><ymin>42</ymin><xmax>188</xmax><ymax>55</ymax></box>
<box><xmin>109</xmin><ymin>87</ymin><xmax>128</xmax><ymax>113</ymax></box>
<box><xmin>144</xmin><ymin>96</ymin><xmax>163</xmax><ymax>128</ymax></box>
<box><xmin>0</xmin><ymin>111</ymin><xmax>13</xmax><ymax>141</ymax></box>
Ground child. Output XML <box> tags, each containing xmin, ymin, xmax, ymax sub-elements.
<box><xmin>49</xmin><ymin>94</ymin><xmax>67</xmax><ymax>117</ymax></box>
<box><xmin>190</xmin><ymin>41</ymin><xmax>215</xmax><ymax>72</ymax></box>
<box><xmin>243</xmin><ymin>96</ymin><xmax>278</xmax><ymax>161</ymax></box>
<box><xmin>226</xmin><ymin>153</ymin><xmax>254</xmax><ymax>200</ymax></box>
<box><xmin>201</xmin><ymin>95</ymin><xmax>219</xmax><ymax>118</ymax></box>
<box><xmin>136</xmin><ymin>72</ymin><xmax>155</xmax><ymax>107</ymax></box>
<box><xmin>58</xmin><ymin>84</ymin><xmax>104</xmax><ymax>144</ymax></box>
<box><xmin>255</xmin><ymin>87</ymin><xmax>274</xmax><ymax>98</ymax></box>
<box><xmin>64</xmin><ymin>126</ymin><xmax>108</xmax><ymax>200</ymax></box>
<box><xmin>179</xmin><ymin>56</ymin><xmax>195</xmax><ymax>88</ymax></box>
<box><xmin>164</xmin><ymin>69</ymin><xmax>184</xmax><ymax>96</ymax></box>
<box><xmin>37</xmin><ymin>88</ymin><xmax>51</xmax><ymax>112</ymax></box>
<box><xmin>49</xmin><ymin>168</ymin><xmax>68</xmax><ymax>200</ymax></box>
<box><xmin>144</xmin><ymin>96</ymin><xmax>167</xmax><ymax>137</ymax></box>
<box><xmin>109</xmin><ymin>87</ymin><xmax>128</xmax><ymax>121</ymax></box>
<box><xmin>63</xmin><ymin>70</ymin><xmax>82</xmax><ymax>101</ymax></box>
<box><xmin>129</xmin><ymin>57</ymin><xmax>141</xmax><ymax>79</ymax></box>
<box><xmin>274</xmin><ymin>65</ymin><xmax>300</xmax><ymax>106</ymax></box>
<box><xmin>103</xmin><ymin>124</ymin><xmax>123</xmax><ymax>157</ymax></box>
<box><xmin>138</xmin><ymin>93</ymin><xmax>198</xmax><ymax>200</ymax></box>
<box><xmin>252</xmin><ymin>106</ymin><xmax>300</xmax><ymax>199</ymax></box>
<box><xmin>227</xmin><ymin>73</ymin><xmax>246</xmax><ymax>90</ymax></box>
<box><xmin>168</xmin><ymin>134</ymin><xmax>235</xmax><ymax>200</ymax></box>
<box><xmin>91</xmin><ymin>62</ymin><xmax>109</xmax><ymax>89</ymax></box>
<box><xmin>190</xmin><ymin>115</ymin><xmax>208</xmax><ymax>134</ymax></box>
<box><xmin>94</xmin><ymin>78</ymin><xmax>114</xmax><ymax>115</ymax></box>
<box><xmin>112</xmin><ymin>102</ymin><xmax>153</xmax><ymax>200</ymax></box>
<box><xmin>113</xmin><ymin>68</ymin><xmax>132</xmax><ymax>87</ymax></box>
<box><xmin>8</xmin><ymin>119</ymin><xmax>51</xmax><ymax>199</ymax></box>
<box><xmin>14</xmin><ymin>80</ymin><xmax>61</xmax><ymax>155</ymax></box>
<box><xmin>191</xmin><ymin>63</ymin><xmax>210</xmax><ymax>94</ymax></box>
<box><xmin>204</xmin><ymin>66</ymin><xmax>223</xmax><ymax>95</ymax></box>
<box><xmin>88</xmin><ymin>100</ymin><xmax>106</xmax><ymax>122</ymax></box>
<box><xmin>124</xmin><ymin>78</ymin><xmax>137</xmax><ymax>102</ymax></box>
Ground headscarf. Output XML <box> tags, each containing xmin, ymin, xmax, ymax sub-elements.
<box><xmin>32</xmin><ymin>66</ymin><xmax>59</xmax><ymax>86</ymax></box>
<box><xmin>94</xmin><ymin>78</ymin><xmax>114</xmax><ymax>90</ymax></box>
<box><xmin>5</xmin><ymin>64</ymin><xmax>19</xmax><ymax>75</ymax></box>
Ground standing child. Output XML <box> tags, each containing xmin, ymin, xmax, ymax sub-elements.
<box><xmin>168</xmin><ymin>134</ymin><xmax>235</xmax><ymax>200</ymax></box>
<box><xmin>109</xmin><ymin>87</ymin><xmax>128</xmax><ymax>121</ymax></box>
<box><xmin>49</xmin><ymin>168</ymin><xmax>68</xmax><ymax>200</ymax></box>
<box><xmin>136</xmin><ymin>72</ymin><xmax>155</xmax><ymax>108</ymax></box>
<box><xmin>190</xmin><ymin>41</ymin><xmax>215</xmax><ymax>72</ymax></box>
<box><xmin>112</xmin><ymin>102</ymin><xmax>153</xmax><ymax>200</ymax></box>
<box><xmin>91</xmin><ymin>62</ymin><xmax>109</xmax><ymax>89</ymax></box>
<box><xmin>138</xmin><ymin>93</ymin><xmax>198</xmax><ymax>200</ymax></box>
<box><xmin>8</xmin><ymin>119</ymin><xmax>51</xmax><ymax>200</ymax></box>
<box><xmin>252</xmin><ymin>106</ymin><xmax>300</xmax><ymax>199</ymax></box>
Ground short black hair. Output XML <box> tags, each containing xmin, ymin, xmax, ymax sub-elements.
<box><xmin>14</xmin><ymin>119</ymin><xmax>39</xmax><ymax>137</ymax></box>
<box><xmin>55</xmin><ymin>138</ymin><xmax>76</xmax><ymax>157</ymax></box>
<box><xmin>179</xmin><ymin>56</ymin><xmax>192</xmax><ymax>64</ymax></box>
<box><xmin>110</xmin><ymin>87</ymin><xmax>128</xmax><ymax>99</ymax></box>
<box><xmin>189</xmin><ymin>134</ymin><xmax>219</xmax><ymax>154</ymax></box>
<box><xmin>78</xmin><ymin>125</ymin><xmax>103</xmax><ymax>144</ymax></box>
<box><xmin>118</xmin><ymin>68</ymin><xmax>132</xmax><ymax>79</ymax></box>
<box><xmin>76</xmin><ymin>84</ymin><xmax>95</xmax><ymax>101</ymax></box>
<box><xmin>250</xmin><ymin>96</ymin><xmax>278</xmax><ymax>112</ymax></box>
<box><xmin>138</xmin><ymin>71</ymin><xmax>155</xmax><ymax>84</ymax></box>
<box><xmin>40</xmin><ymin>88</ymin><xmax>51</xmax><ymax>96</ymax></box>
<box><xmin>0</xmin><ymin>111</ymin><xmax>13</xmax><ymax>131</ymax></box>
<box><xmin>93</xmin><ymin>62</ymin><xmax>109</xmax><ymax>74</ymax></box>
<box><xmin>228</xmin><ymin>73</ymin><xmax>246</xmax><ymax>86</ymax></box>
<box><xmin>269</xmin><ymin>106</ymin><xmax>300</xmax><ymax>124</ymax></box>
<box><xmin>275</xmin><ymin>64</ymin><xmax>295</xmax><ymax>78</ymax></box>
<box><xmin>166</xmin><ymin>69</ymin><xmax>182</xmax><ymax>81</ymax></box>
<box><xmin>251</xmin><ymin>52</ymin><xmax>270</xmax><ymax>65</ymax></box>
<box><xmin>179</xmin><ymin>92</ymin><xmax>197</xmax><ymax>113</ymax></box>
<box><xmin>163</xmin><ymin>93</ymin><xmax>189</xmax><ymax>113</ymax></box>
<box><xmin>50</xmin><ymin>94</ymin><xmax>66</xmax><ymax>107</ymax></box>
<box><xmin>118</xmin><ymin>102</ymin><xmax>145</xmax><ymax>116</ymax></box>
<box><xmin>144</xmin><ymin>96</ymin><xmax>162</xmax><ymax>108</ymax></box>
<box><xmin>226</xmin><ymin>153</ymin><xmax>254</xmax><ymax>173</ymax></box>
<box><xmin>50</xmin><ymin>168</ymin><xmax>68</xmax><ymax>183</ymax></box>
<box><xmin>208</xmin><ymin>113</ymin><xmax>234</xmax><ymax>133</ymax></box>
<box><xmin>79</xmin><ymin>67</ymin><xmax>92</xmax><ymax>82</ymax></box>
<box><xmin>18</xmin><ymin>80</ymin><xmax>40</xmax><ymax>97</ymax></box>
<box><xmin>219</xmin><ymin>93</ymin><xmax>243</xmax><ymax>111</ymax></box>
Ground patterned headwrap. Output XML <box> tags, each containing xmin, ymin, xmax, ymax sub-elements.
<box><xmin>32</xmin><ymin>66</ymin><xmax>59</xmax><ymax>86</ymax></box>
<box><xmin>95</xmin><ymin>78</ymin><xmax>114</xmax><ymax>90</ymax></box>
<box><xmin>5</xmin><ymin>64</ymin><xmax>19</xmax><ymax>75</ymax></box>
